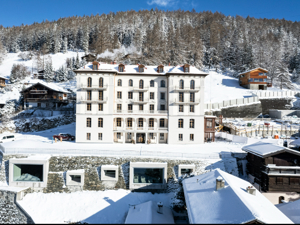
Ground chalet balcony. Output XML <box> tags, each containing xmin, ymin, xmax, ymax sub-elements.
<box><xmin>264</xmin><ymin>165</ymin><xmax>300</xmax><ymax>176</ymax></box>
<box><xmin>113</xmin><ymin>110</ymin><xmax>168</xmax><ymax>114</ymax></box>
<box><xmin>80</xmin><ymin>84</ymin><xmax>108</xmax><ymax>90</ymax></box>
<box><xmin>26</xmin><ymin>97</ymin><xmax>67</xmax><ymax>102</ymax></box>
<box><xmin>0</xmin><ymin>83</ymin><xmax>5</xmax><ymax>87</ymax></box>
<box><xmin>172</xmin><ymin>86</ymin><xmax>200</xmax><ymax>92</ymax></box>
<box><xmin>171</xmin><ymin>98</ymin><xmax>200</xmax><ymax>105</ymax></box>
<box><xmin>29</xmin><ymin>90</ymin><xmax>48</xmax><ymax>94</ymax></box>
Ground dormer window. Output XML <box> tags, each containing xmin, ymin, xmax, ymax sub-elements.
<box><xmin>183</xmin><ymin>64</ymin><xmax>190</xmax><ymax>73</ymax></box>
<box><xmin>138</xmin><ymin>65</ymin><xmax>145</xmax><ymax>73</ymax></box>
<box><xmin>92</xmin><ymin>61</ymin><xmax>99</xmax><ymax>70</ymax></box>
<box><xmin>157</xmin><ymin>65</ymin><xmax>164</xmax><ymax>73</ymax></box>
<box><xmin>140</xmin><ymin>67</ymin><xmax>144</xmax><ymax>72</ymax></box>
<box><xmin>119</xmin><ymin>64</ymin><xmax>125</xmax><ymax>72</ymax></box>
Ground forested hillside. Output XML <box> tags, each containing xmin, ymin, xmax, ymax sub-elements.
<box><xmin>1</xmin><ymin>10</ymin><xmax>300</xmax><ymax>88</ymax></box>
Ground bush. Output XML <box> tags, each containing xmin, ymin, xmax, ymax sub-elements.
<box><xmin>10</xmin><ymin>64</ymin><xmax>30</xmax><ymax>83</ymax></box>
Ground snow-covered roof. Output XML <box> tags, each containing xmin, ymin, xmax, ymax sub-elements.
<box><xmin>239</xmin><ymin>67</ymin><xmax>268</xmax><ymax>75</ymax></box>
<box><xmin>0</xmin><ymin>75</ymin><xmax>8</xmax><ymax>80</ymax></box>
<box><xmin>21</xmin><ymin>80</ymin><xmax>70</xmax><ymax>94</ymax></box>
<box><xmin>0</xmin><ymin>186</ymin><xmax>29</xmax><ymax>193</ymax></box>
<box><xmin>125</xmin><ymin>201</ymin><xmax>174</xmax><ymax>224</ymax></box>
<box><xmin>182</xmin><ymin>169</ymin><xmax>292</xmax><ymax>224</ymax></box>
<box><xmin>75</xmin><ymin>63</ymin><xmax>208</xmax><ymax>76</ymax></box>
<box><xmin>10</xmin><ymin>155</ymin><xmax>51</xmax><ymax>161</ymax></box>
<box><xmin>242</xmin><ymin>141</ymin><xmax>300</xmax><ymax>157</ymax></box>
<box><xmin>277</xmin><ymin>199</ymin><xmax>300</xmax><ymax>224</ymax></box>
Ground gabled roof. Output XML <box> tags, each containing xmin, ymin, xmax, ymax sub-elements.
<box><xmin>239</xmin><ymin>67</ymin><xmax>268</xmax><ymax>75</ymax></box>
<box><xmin>277</xmin><ymin>199</ymin><xmax>300</xmax><ymax>224</ymax></box>
<box><xmin>0</xmin><ymin>76</ymin><xmax>8</xmax><ymax>80</ymax></box>
<box><xmin>21</xmin><ymin>81</ymin><xmax>70</xmax><ymax>94</ymax></box>
<box><xmin>125</xmin><ymin>201</ymin><xmax>174</xmax><ymax>224</ymax></box>
<box><xmin>182</xmin><ymin>169</ymin><xmax>292</xmax><ymax>224</ymax></box>
<box><xmin>242</xmin><ymin>141</ymin><xmax>300</xmax><ymax>158</ymax></box>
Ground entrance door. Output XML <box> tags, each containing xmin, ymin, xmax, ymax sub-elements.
<box><xmin>259</xmin><ymin>85</ymin><xmax>264</xmax><ymax>90</ymax></box>
<box><xmin>136</xmin><ymin>133</ymin><xmax>145</xmax><ymax>143</ymax></box>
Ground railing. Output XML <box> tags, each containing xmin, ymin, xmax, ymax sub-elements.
<box><xmin>173</xmin><ymin>86</ymin><xmax>200</xmax><ymax>92</ymax></box>
<box><xmin>128</xmin><ymin>98</ymin><xmax>150</xmax><ymax>104</ymax></box>
<box><xmin>171</xmin><ymin>98</ymin><xmax>200</xmax><ymax>105</ymax></box>
<box><xmin>80</xmin><ymin>84</ymin><xmax>108</xmax><ymax>90</ymax></box>
<box><xmin>29</xmin><ymin>90</ymin><xmax>47</xmax><ymax>94</ymax></box>
<box><xmin>264</xmin><ymin>166</ymin><xmax>300</xmax><ymax>175</ymax></box>
<box><xmin>130</xmin><ymin>86</ymin><xmax>149</xmax><ymax>91</ymax></box>
<box><xmin>78</xmin><ymin>97</ymin><xmax>108</xmax><ymax>103</ymax></box>
<box><xmin>114</xmin><ymin>110</ymin><xmax>168</xmax><ymax>114</ymax></box>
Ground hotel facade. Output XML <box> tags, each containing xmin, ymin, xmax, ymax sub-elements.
<box><xmin>74</xmin><ymin>62</ymin><xmax>209</xmax><ymax>144</ymax></box>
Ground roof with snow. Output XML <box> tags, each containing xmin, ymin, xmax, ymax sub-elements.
<box><xmin>242</xmin><ymin>141</ymin><xmax>300</xmax><ymax>158</ymax></box>
<box><xmin>182</xmin><ymin>169</ymin><xmax>292</xmax><ymax>224</ymax></box>
<box><xmin>21</xmin><ymin>80</ymin><xmax>70</xmax><ymax>94</ymax></box>
<box><xmin>0</xmin><ymin>76</ymin><xmax>8</xmax><ymax>80</ymax></box>
<box><xmin>277</xmin><ymin>199</ymin><xmax>300</xmax><ymax>224</ymax></box>
<box><xmin>75</xmin><ymin>63</ymin><xmax>208</xmax><ymax>76</ymax></box>
<box><xmin>125</xmin><ymin>200</ymin><xmax>174</xmax><ymax>224</ymax></box>
<box><xmin>239</xmin><ymin>67</ymin><xmax>268</xmax><ymax>75</ymax></box>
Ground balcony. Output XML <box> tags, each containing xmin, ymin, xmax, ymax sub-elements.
<box><xmin>78</xmin><ymin>97</ymin><xmax>108</xmax><ymax>103</ymax></box>
<box><xmin>129</xmin><ymin>86</ymin><xmax>149</xmax><ymax>92</ymax></box>
<box><xmin>114</xmin><ymin>110</ymin><xmax>168</xmax><ymax>114</ymax></box>
<box><xmin>0</xmin><ymin>83</ymin><xmax>6</xmax><ymax>87</ymax></box>
<box><xmin>171</xmin><ymin>98</ymin><xmax>200</xmax><ymax>105</ymax></box>
<box><xmin>264</xmin><ymin>165</ymin><xmax>300</xmax><ymax>176</ymax></box>
<box><xmin>128</xmin><ymin>98</ymin><xmax>149</xmax><ymax>104</ymax></box>
<box><xmin>80</xmin><ymin>84</ymin><xmax>108</xmax><ymax>90</ymax></box>
<box><xmin>173</xmin><ymin>86</ymin><xmax>200</xmax><ymax>92</ymax></box>
<box><xmin>29</xmin><ymin>90</ymin><xmax>48</xmax><ymax>94</ymax></box>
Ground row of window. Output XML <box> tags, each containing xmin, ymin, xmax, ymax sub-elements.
<box><xmin>179</xmin><ymin>134</ymin><xmax>194</xmax><ymax>141</ymax></box>
<box><xmin>249</xmin><ymin>78</ymin><xmax>267</xmax><ymax>82</ymax></box>
<box><xmin>86</xmin><ymin>133</ymin><xmax>103</xmax><ymax>140</ymax></box>
<box><xmin>86</xmin><ymin>90</ymin><xmax>104</xmax><ymax>101</ymax></box>
<box><xmin>87</xmin><ymin>77</ymin><xmax>104</xmax><ymax>87</ymax></box>
<box><xmin>179</xmin><ymin>92</ymin><xmax>195</xmax><ymax>102</ymax></box>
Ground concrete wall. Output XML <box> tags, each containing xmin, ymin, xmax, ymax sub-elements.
<box><xmin>260</xmin><ymin>98</ymin><xmax>294</xmax><ymax>115</ymax></box>
<box><xmin>208</xmin><ymin>103</ymin><xmax>262</xmax><ymax>118</ymax></box>
<box><xmin>269</xmin><ymin>109</ymin><xmax>300</xmax><ymax>119</ymax></box>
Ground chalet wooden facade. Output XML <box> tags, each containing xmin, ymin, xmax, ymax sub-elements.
<box><xmin>0</xmin><ymin>76</ymin><xmax>7</xmax><ymax>88</ymax></box>
<box><xmin>81</xmin><ymin>54</ymin><xmax>96</xmax><ymax>62</ymax></box>
<box><xmin>204</xmin><ymin>116</ymin><xmax>216</xmax><ymax>142</ymax></box>
<box><xmin>239</xmin><ymin>68</ymin><xmax>269</xmax><ymax>90</ymax></box>
<box><xmin>21</xmin><ymin>82</ymin><xmax>70</xmax><ymax>109</ymax></box>
<box><xmin>243</xmin><ymin>142</ymin><xmax>300</xmax><ymax>192</ymax></box>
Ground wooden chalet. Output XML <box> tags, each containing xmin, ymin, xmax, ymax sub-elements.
<box><xmin>243</xmin><ymin>142</ymin><xmax>300</xmax><ymax>192</ymax></box>
<box><xmin>239</xmin><ymin>68</ymin><xmax>269</xmax><ymax>90</ymax></box>
<box><xmin>204</xmin><ymin>116</ymin><xmax>216</xmax><ymax>142</ymax></box>
<box><xmin>81</xmin><ymin>54</ymin><xmax>96</xmax><ymax>62</ymax></box>
<box><xmin>21</xmin><ymin>82</ymin><xmax>70</xmax><ymax>109</ymax></box>
<box><xmin>0</xmin><ymin>76</ymin><xmax>8</xmax><ymax>88</ymax></box>
<box><xmin>34</xmin><ymin>70</ymin><xmax>45</xmax><ymax>79</ymax></box>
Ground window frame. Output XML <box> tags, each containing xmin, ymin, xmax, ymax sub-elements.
<box><xmin>87</xmin><ymin>118</ymin><xmax>91</xmax><ymax>127</ymax></box>
<box><xmin>118</xmin><ymin>79</ymin><xmax>122</xmax><ymax>86</ymax></box>
<box><xmin>178</xmin><ymin>119</ymin><xmax>183</xmax><ymax>128</ymax></box>
<box><xmin>98</xmin><ymin>118</ymin><xmax>103</xmax><ymax>128</ymax></box>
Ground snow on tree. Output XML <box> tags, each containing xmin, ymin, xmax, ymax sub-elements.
<box><xmin>53</xmin><ymin>36</ymin><xmax>62</xmax><ymax>54</ymax></box>
<box><xmin>67</xmin><ymin>69</ymin><xmax>76</xmax><ymax>80</ymax></box>
<box><xmin>0</xmin><ymin>40</ymin><xmax>7</xmax><ymax>65</ymax></box>
<box><xmin>43</xmin><ymin>62</ymin><xmax>55</xmax><ymax>82</ymax></box>
<box><xmin>55</xmin><ymin>66</ymin><xmax>68</xmax><ymax>82</ymax></box>
<box><xmin>10</xmin><ymin>64</ymin><xmax>30</xmax><ymax>83</ymax></box>
<box><xmin>292</xmin><ymin>69</ymin><xmax>298</xmax><ymax>82</ymax></box>
<box><xmin>62</xmin><ymin>37</ymin><xmax>68</xmax><ymax>53</ymax></box>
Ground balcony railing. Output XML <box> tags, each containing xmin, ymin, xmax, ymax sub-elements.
<box><xmin>173</xmin><ymin>86</ymin><xmax>200</xmax><ymax>92</ymax></box>
<box><xmin>114</xmin><ymin>110</ymin><xmax>168</xmax><ymax>114</ymax></box>
<box><xmin>78</xmin><ymin>97</ymin><xmax>108</xmax><ymax>103</ymax></box>
<box><xmin>129</xmin><ymin>86</ymin><xmax>149</xmax><ymax>92</ymax></box>
<box><xmin>26</xmin><ymin>97</ymin><xmax>68</xmax><ymax>102</ymax></box>
<box><xmin>264</xmin><ymin>165</ymin><xmax>300</xmax><ymax>175</ymax></box>
<box><xmin>80</xmin><ymin>84</ymin><xmax>108</xmax><ymax>90</ymax></box>
<box><xmin>128</xmin><ymin>98</ymin><xmax>150</xmax><ymax>104</ymax></box>
<box><xmin>171</xmin><ymin>98</ymin><xmax>200</xmax><ymax>105</ymax></box>
<box><xmin>29</xmin><ymin>90</ymin><xmax>47</xmax><ymax>94</ymax></box>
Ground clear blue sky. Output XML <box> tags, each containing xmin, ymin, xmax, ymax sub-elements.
<box><xmin>1</xmin><ymin>0</ymin><xmax>300</xmax><ymax>27</ymax></box>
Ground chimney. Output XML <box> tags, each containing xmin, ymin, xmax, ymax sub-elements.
<box><xmin>247</xmin><ymin>186</ymin><xmax>256</xmax><ymax>196</ymax></box>
<box><xmin>216</xmin><ymin>176</ymin><xmax>225</xmax><ymax>191</ymax></box>
<box><xmin>157</xmin><ymin>202</ymin><xmax>163</xmax><ymax>214</ymax></box>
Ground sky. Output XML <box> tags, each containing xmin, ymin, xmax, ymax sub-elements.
<box><xmin>1</xmin><ymin>0</ymin><xmax>300</xmax><ymax>27</ymax></box>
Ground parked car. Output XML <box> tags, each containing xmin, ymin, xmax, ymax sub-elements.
<box><xmin>0</xmin><ymin>134</ymin><xmax>15</xmax><ymax>143</ymax></box>
<box><xmin>53</xmin><ymin>133</ymin><xmax>75</xmax><ymax>141</ymax></box>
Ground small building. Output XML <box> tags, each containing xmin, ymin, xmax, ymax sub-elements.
<box><xmin>81</xmin><ymin>54</ymin><xmax>96</xmax><ymax>62</ymax></box>
<box><xmin>242</xmin><ymin>142</ymin><xmax>300</xmax><ymax>193</ymax></box>
<box><xmin>277</xmin><ymin>199</ymin><xmax>300</xmax><ymax>224</ymax></box>
<box><xmin>125</xmin><ymin>201</ymin><xmax>174</xmax><ymax>224</ymax></box>
<box><xmin>204</xmin><ymin>115</ymin><xmax>216</xmax><ymax>142</ymax></box>
<box><xmin>239</xmin><ymin>68</ymin><xmax>268</xmax><ymax>90</ymax></box>
<box><xmin>0</xmin><ymin>76</ymin><xmax>8</xmax><ymax>88</ymax></box>
<box><xmin>21</xmin><ymin>81</ymin><xmax>70</xmax><ymax>109</ymax></box>
<box><xmin>182</xmin><ymin>168</ymin><xmax>292</xmax><ymax>224</ymax></box>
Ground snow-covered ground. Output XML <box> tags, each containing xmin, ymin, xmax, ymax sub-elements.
<box><xmin>18</xmin><ymin>190</ymin><xmax>173</xmax><ymax>224</ymax></box>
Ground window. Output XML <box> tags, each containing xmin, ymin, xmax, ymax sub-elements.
<box><xmin>190</xmin><ymin>119</ymin><xmax>195</xmax><ymax>128</ymax></box>
<box><xmin>127</xmin><ymin>133</ymin><xmax>132</xmax><ymax>139</ymax></box>
<box><xmin>249</xmin><ymin>78</ymin><xmax>253</xmax><ymax>82</ymax></box>
<box><xmin>117</xmin><ymin>104</ymin><xmax>122</xmax><ymax>111</ymax></box>
<box><xmin>139</xmin><ymin>104</ymin><xmax>143</xmax><ymax>111</ymax></box>
<box><xmin>206</xmin><ymin>119</ymin><xmax>213</xmax><ymax>128</ymax></box>
<box><xmin>98</xmin><ymin>103</ymin><xmax>103</xmax><ymax>111</ymax></box>
<box><xmin>190</xmin><ymin>80</ymin><xmax>195</xmax><ymax>89</ymax></box>
<box><xmin>88</xmin><ymin>77</ymin><xmax>92</xmax><ymax>87</ymax></box>
<box><xmin>93</xmin><ymin>63</ymin><xmax>98</xmax><ymax>70</ymax></box>
<box><xmin>179</xmin><ymin>80</ymin><xmax>184</xmax><ymax>89</ymax></box>
<box><xmin>160</xmin><ymin>92</ymin><xmax>165</xmax><ymax>100</ymax></box>
<box><xmin>99</xmin><ymin>78</ymin><xmax>103</xmax><ymax>87</ymax></box>
<box><xmin>160</xmin><ymin>105</ymin><xmax>165</xmax><ymax>110</ymax></box>
<box><xmin>179</xmin><ymin>92</ymin><xmax>184</xmax><ymax>102</ymax></box>
<box><xmin>117</xmin><ymin>91</ymin><xmax>122</xmax><ymax>99</ymax></box>
<box><xmin>117</xmin><ymin>132</ymin><xmax>121</xmax><ymax>139</ymax></box>
<box><xmin>37</xmin><ymin>103</ymin><xmax>41</xmax><ymax>107</ymax></box>
<box><xmin>139</xmin><ymin>67</ymin><xmax>144</xmax><ymax>72</ymax></box>
<box><xmin>99</xmin><ymin>91</ymin><xmax>103</xmax><ymax>100</ymax></box>
<box><xmin>138</xmin><ymin>118</ymin><xmax>143</xmax><ymax>127</ymax></box>
<box><xmin>149</xmin><ymin>118</ymin><xmax>154</xmax><ymax>127</ymax></box>
<box><xmin>178</xmin><ymin>119</ymin><xmax>183</xmax><ymax>128</ymax></box>
<box><xmin>150</xmin><ymin>92</ymin><xmax>154</xmax><ymax>99</ymax></box>
<box><xmin>159</xmin><ymin>67</ymin><xmax>163</xmax><ymax>73</ymax></box>
<box><xmin>185</xmin><ymin>67</ymin><xmax>189</xmax><ymax>72</ymax></box>
<box><xmin>127</xmin><ymin>118</ymin><xmax>132</xmax><ymax>127</ymax></box>
<box><xmin>190</xmin><ymin>105</ymin><xmax>194</xmax><ymax>112</ymax></box>
<box><xmin>87</xmin><ymin>103</ymin><xmax>91</xmax><ymax>111</ymax></box>
<box><xmin>139</xmin><ymin>80</ymin><xmax>144</xmax><ymax>89</ymax></box>
<box><xmin>118</xmin><ymin>79</ymin><xmax>122</xmax><ymax>86</ymax></box>
<box><xmin>290</xmin><ymin>177</ymin><xmax>300</xmax><ymax>185</ymax></box>
<box><xmin>150</xmin><ymin>104</ymin><xmax>154</xmax><ymax>111</ymax></box>
<box><xmin>87</xmin><ymin>133</ymin><xmax>91</xmax><ymax>140</ymax></box>
<box><xmin>128</xmin><ymin>104</ymin><xmax>133</xmax><ymax>111</ymax></box>
<box><xmin>160</xmin><ymin>119</ymin><xmax>165</xmax><ymax>128</ymax></box>
<box><xmin>259</xmin><ymin>73</ymin><xmax>263</xmax><ymax>76</ymax></box>
<box><xmin>254</xmin><ymin>78</ymin><xmax>259</xmax><ymax>82</ymax></box>
<box><xmin>190</xmin><ymin>134</ymin><xmax>194</xmax><ymax>141</ymax></box>
<box><xmin>179</xmin><ymin>134</ymin><xmax>183</xmax><ymax>141</ymax></box>
<box><xmin>160</xmin><ymin>133</ymin><xmax>164</xmax><ymax>140</ymax></box>
<box><xmin>259</xmin><ymin>78</ymin><xmax>263</xmax><ymax>82</ymax></box>
<box><xmin>87</xmin><ymin>118</ymin><xmax>91</xmax><ymax>127</ymax></box>
<box><xmin>87</xmin><ymin>91</ymin><xmax>92</xmax><ymax>100</ymax></box>
<box><xmin>116</xmin><ymin>118</ymin><xmax>121</xmax><ymax>127</ymax></box>
<box><xmin>98</xmin><ymin>133</ymin><xmax>103</xmax><ymax>140</ymax></box>
<box><xmin>190</xmin><ymin>93</ymin><xmax>195</xmax><ymax>102</ymax></box>
<box><xmin>276</xmin><ymin>177</ymin><xmax>283</xmax><ymax>185</ymax></box>
<box><xmin>161</xmin><ymin>80</ymin><xmax>166</xmax><ymax>87</ymax></box>
<box><xmin>150</xmin><ymin>80</ymin><xmax>154</xmax><ymax>87</ymax></box>
<box><xmin>179</xmin><ymin>105</ymin><xmax>184</xmax><ymax>112</ymax></box>
<box><xmin>98</xmin><ymin>118</ymin><xmax>103</xmax><ymax>127</ymax></box>
<box><xmin>119</xmin><ymin>66</ymin><xmax>124</xmax><ymax>72</ymax></box>
<box><xmin>264</xmin><ymin>79</ymin><xmax>267</xmax><ymax>82</ymax></box>
<box><xmin>128</xmin><ymin>92</ymin><xmax>133</xmax><ymax>99</ymax></box>
<box><xmin>129</xmin><ymin>79</ymin><xmax>133</xmax><ymax>87</ymax></box>
<box><xmin>13</xmin><ymin>164</ymin><xmax>43</xmax><ymax>182</ymax></box>
<box><xmin>149</xmin><ymin>133</ymin><xmax>154</xmax><ymax>139</ymax></box>
<box><xmin>133</xmin><ymin>168</ymin><xmax>163</xmax><ymax>184</ymax></box>
<box><xmin>139</xmin><ymin>92</ymin><xmax>144</xmax><ymax>101</ymax></box>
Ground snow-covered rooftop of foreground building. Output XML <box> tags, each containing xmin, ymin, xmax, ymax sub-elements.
<box><xmin>182</xmin><ymin>169</ymin><xmax>293</xmax><ymax>224</ymax></box>
<box><xmin>125</xmin><ymin>200</ymin><xmax>174</xmax><ymax>224</ymax></box>
<box><xmin>242</xmin><ymin>141</ymin><xmax>300</xmax><ymax>157</ymax></box>
<box><xmin>238</xmin><ymin>67</ymin><xmax>268</xmax><ymax>75</ymax></box>
<box><xmin>0</xmin><ymin>75</ymin><xmax>8</xmax><ymax>80</ymax></box>
<box><xmin>76</xmin><ymin>63</ymin><xmax>208</xmax><ymax>75</ymax></box>
<box><xmin>21</xmin><ymin>80</ymin><xmax>70</xmax><ymax>94</ymax></box>
<box><xmin>277</xmin><ymin>199</ymin><xmax>300</xmax><ymax>224</ymax></box>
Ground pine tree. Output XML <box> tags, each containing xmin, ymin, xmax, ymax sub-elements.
<box><xmin>55</xmin><ymin>66</ymin><xmax>68</xmax><ymax>82</ymax></box>
<box><xmin>62</xmin><ymin>37</ymin><xmax>68</xmax><ymax>53</ymax></box>
<box><xmin>44</xmin><ymin>62</ymin><xmax>54</xmax><ymax>82</ymax></box>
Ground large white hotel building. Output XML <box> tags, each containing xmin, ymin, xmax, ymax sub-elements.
<box><xmin>74</xmin><ymin>62</ymin><xmax>210</xmax><ymax>144</ymax></box>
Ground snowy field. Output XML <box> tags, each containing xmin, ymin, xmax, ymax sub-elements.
<box><xmin>18</xmin><ymin>190</ymin><xmax>173</xmax><ymax>224</ymax></box>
